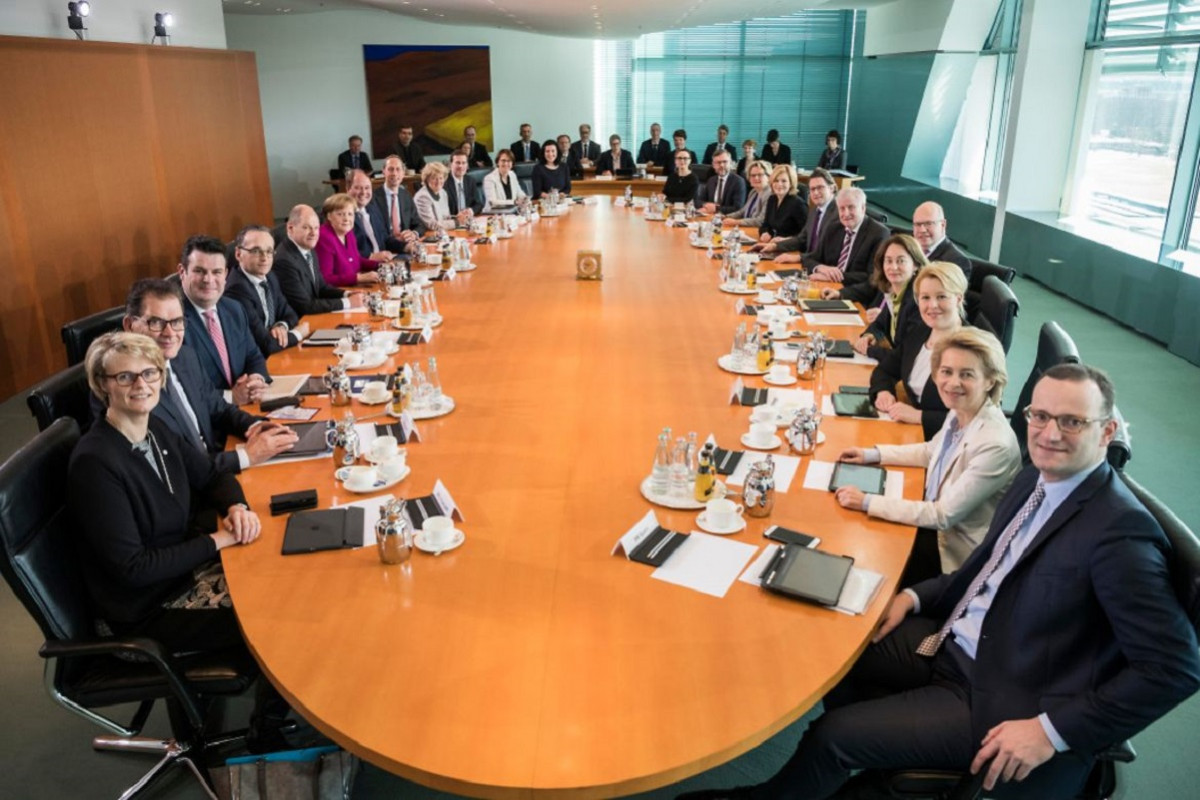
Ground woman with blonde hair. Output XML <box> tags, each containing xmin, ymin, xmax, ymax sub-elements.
<box><xmin>315</xmin><ymin>192</ymin><xmax>379</xmax><ymax>286</ymax></box>
<box><xmin>757</xmin><ymin>163</ymin><xmax>807</xmax><ymax>241</ymax></box>
<box><xmin>414</xmin><ymin>161</ymin><xmax>456</xmax><ymax>231</ymax></box>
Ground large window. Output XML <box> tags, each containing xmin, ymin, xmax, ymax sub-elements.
<box><xmin>594</xmin><ymin>11</ymin><xmax>857</xmax><ymax>168</ymax></box>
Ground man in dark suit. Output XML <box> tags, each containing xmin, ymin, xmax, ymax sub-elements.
<box><xmin>595</xmin><ymin>134</ymin><xmax>635</xmax><ymax>175</ymax></box>
<box><xmin>463</xmin><ymin>125</ymin><xmax>493</xmax><ymax>169</ymax></box>
<box><xmin>702</xmin><ymin>124</ymin><xmax>738</xmax><ymax>166</ymax></box>
<box><xmin>637</xmin><ymin>123</ymin><xmax>671</xmax><ymax>169</ymax></box>
<box><xmin>510</xmin><ymin>123</ymin><xmax>538</xmax><ymax>163</ymax></box>
<box><xmin>699</xmin><ymin>151</ymin><xmax>747</xmax><ymax>215</ymax></box>
<box><xmin>373</xmin><ymin>155</ymin><xmax>424</xmax><ymax>252</ymax></box>
<box><xmin>558</xmin><ymin>133</ymin><xmax>581</xmax><ymax>177</ymax></box>
<box><xmin>570</xmin><ymin>123</ymin><xmax>602</xmax><ymax>167</ymax></box>
<box><xmin>761</xmin><ymin>168</ymin><xmax>839</xmax><ymax>261</ymax></box>
<box><xmin>687</xmin><ymin>364</ymin><xmax>1200</xmax><ymax>800</ymax></box>
<box><xmin>273</xmin><ymin>204</ymin><xmax>364</xmax><ymax>316</ymax></box>
<box><xmin>395</xmin><ymin>126</ymin><xmax>425</xmax><ymax>172</ymax></box>
<box><xmin>119</xmin><ymin>279</ymin><xmax>297</xmax><ymax>474</ymax></box>
<box><xmin>336</xmin><ymin>135</ymin><xmax>372</xmax><ymax>174</ymax></box>
<box><xmin>446</xmin><ymin>151</ymin><xmax>483</xmax><ymax>217</ymax></box>
<box><xmin>913</xmin><ymin>201</ymin><xmax>973</xmax><ymax>283</ymax></box>
<box><xmin>225</xmin><ymin>225</ymin><xmax>309</xmax><ymax>357</ymax></box>
<box><xmin>176</xmin><ymin>235</ymin><xmax>270</xmax><ymax>405</ymax></box>
<box><xmin>802</xmin><ymin>186</ymin><xmax>888</xmax><ymax>289</ymax></box>
<box><xmin>346</xmin><ymin>169</ymin><xmax>398</xmax><ymax>261</ymax></box>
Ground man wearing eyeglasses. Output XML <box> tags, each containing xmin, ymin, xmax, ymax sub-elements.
<box><xmin>118</xmin><ymin>279</ymin><xmax>298</xmax><ymax>474</ymax></box>
<box><xmin>687</xmin><ymin>363</ymin><xmax>1199</xmax><ymax>800</ymax></box>
<box><xmin>225</xmin><ymin>225</ymin><xmax>310</xmax><ymax>357</ymax></box>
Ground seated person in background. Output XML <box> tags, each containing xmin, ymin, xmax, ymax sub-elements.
<box><xmin>532</xmin><ymin>139</ymin><xmax>572</xmax><ymax>199</ymax></box>
<box><xmin>226</xmin><ymin>225</ymin><xmax>310</xmax><ymax>356</ymax></box>
<box><xmin>758</xmin><ymin>163</ymin><xmax>807</xmax><ymax>241</ymax></box>
<box><xmin>736</xmin><ymin>139</ymin><xmax>757</xmax><ymax>179</ymax></box>
<box><xmin>510</xmin><ymin>122</ymin><xmax>538</xmax><ymax>163</ymax></box>
<box><xmin>336</xmin><ymin>134</ymin><xmax>372</xmax><ymax>174</ymax></box>
<box><xmin>570</xmin><ymin>123</ymin><xmax>602</xmax><ymax>168</ymax></box>
<box><xmin>483</xmin><ymin>149</ymin><xmax>528</xmax><ymax>210</ymax></box>
<box><xmin>596</xmin><ymin>134</ymin><xmax>635</xmax><ymax>176</ymax></box>
<box><xmin>870</xmin><ymin>262</ymin><xmax>971</xmax><ymax>439</ymax></box>
<box><xmin>464</xmin><ymin>125</ymin><xmax>493</xmax><ymax>169</ymax></box>
<box><xmin>913</xmin><ymin>201</ymin><xmax>972</xmax><ymax>282</ymax></box>
<box><xmin>818</xmin><ymin>128</ymin><xmax>847</xmax><ymax>170</ymax></box>
<box><xmin>727</xmin><ymin>160</ymin><xmax>771</xmax><ymax>228</ymax></box>
<box><xmin>120</xmin><ymin>279</ymin><xmax>296</xmax><ymax>474</ymax></box>
<box><xmin>663</xmin><ymin>150</ymin><xmax>700</xmax><ymax>205</ymax></box>
<box><xmin>637</xmin><ymin>122</ymin><xmax>671</xmax><ymax>169</ymax></box>
<box><xmin>699</xmin><ymin>151</ymin><xmax>747</xmax><ymax>215</ymax></box>
<box><xmin>837</xmin><ymin>327</ymin><xmax>1020</xmax><ymax>585</ymax></box>
<box><xmin>346</xmin><ymin>169</ymin><xmax>399</xmax><ymax>262</ymax></box>
<box><xmin>372</xmin><ymin>155</ymin><xmax>424</xmax><ymax>251</ymax></box>
<box><xmin>759</xmin><ymin>128</ymin><xmax>791</xmax><ymax>165</ymax></box>
<box><xmin>177</xmin><ymin>235</ymin><xmax>270</xmax><ymax>403</ymax></box>
<box><xmin>273</xmin><ymin>204</ymin><xmax>365</xmax><ymax>315</ymax></box>
<box><xmin>395</xmin><ymin>125</ymin><xmax>425</xmax><ymax>172</ymax></box>
<box><xmin>758</xmin><ymin>168</ymin><xmax>838</xmax><ymax>261</ymax></box>
<box><xmin>824</xmin><ymin>233</ymin><xmax>926</xmax><ymax>359</ymax></box>
<box><xmin>802</xmin><ymin>186</ymin><xmax>887</xmax><ymax>288</ymax></box>
<box><xmin>414</xmin><ymin>161</ymin><xmax>457</xmax><ymax>231</ymax></box>
<box><xmin>316</xmin><ymin>193</ymin><xmax>379</xmax><ymax>287</ymax></box>
<box><xmin>671</xmin><ymin>129</ymin><xmax>699</xmax><ymax>167</ymax></box>
<box><xmin>702</xmin><ymin>124</ymin><xmax>737</xmax><ymax>166</ymax></box>
<box><xmin>688</xmin><ymin>363</ymin><xmax>1200</xmax><ymax>800</ymax></box>
<box><xmin>446</xmin><ymin>151</ymin><xmax>483</xmax><ymax>219</ymax></box>
<box><xmin>72</xmin><ymin>331</ymin><xmax>292</xmax><ymax>752</ymax></box>
<box><xmin>557</xmin><ymin>133</ymin><xmax>580</xmax><ymax>176</ymax></box>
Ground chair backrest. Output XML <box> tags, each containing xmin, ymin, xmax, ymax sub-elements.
<box><xmin>513</xmin><ymin>162</ymin><xmax>536</xmax><ymax>180</ymax></box>
<box><xmin>1011</xmin><ymin>321</ymin><xmax>1080</xmax><ymax>453</ymax></box>
<box><xmin>967</xmin><ymin>257</ymin><xmax>1016</xmax><ymax>295</ymax></box>
<box><xmin>864</xmin><ymin>207</ymin><xmax>889</xmax><ymax>225</ymax></box>
<box><xmin>691</xmin><ymin>163</ymin><xmax>712</xmax><ymax>184</ymax></box>
<box><xmin>972</xmin><ymin>274</ymin><xmax>1019</xmax><ymax>353</ymax></box>
<box><xmin>0</xmin><ymin>418</ymin><xmax>89</xmax><ymax>644</ymax></box>
<box><xmin>271</xmin><ymin>222</ymin><xmax>289</xmax><ymax>248</ymax></box>
<box><xmin>1121</xmin><ymin>472</ymin><xmax>1200</xmax><ymax>632</ymax></box>
<box><xmin>26</xmin><ymin>363</ymin><xmax>91</xmax><ymax>433</ymax></box>
<box><xmin>467</xmin><ymin>168</ymin><xmax>490</xmax><ymax>208</ymax></box>
<box><xmin>60</xmin><ymin>306</ymin><xmax>125</xmax><ymax>367</ymax></box>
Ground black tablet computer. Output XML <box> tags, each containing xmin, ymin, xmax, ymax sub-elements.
<box><xmin>760</xmin><ymin>544</ymin><xmax>854</xmax><ymax>606</ymax></box>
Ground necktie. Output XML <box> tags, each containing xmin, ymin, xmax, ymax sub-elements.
<box><xmin>258</xmin><ymin>279</ymin><xmax>274</xmax><ymax>327</ymax></box>
<box><xmin>359</xmin><ymin>208</ymin><xmax>380</xmax><ymax>252</ymax></box>
<box><xmin>390</xmin><ymin>191</ymin><xmax>401</xmax><ymax>236</ymax></box>
<box><xmin>304</xmin><ymin>249</ymin><xmax>317</xmax><ymax>284</ymax></box>
<box><xmin>916</xmin><ymin>483</ymin><xmax>1047</xmax><ymax>657</ymax></box>
<box><xmin>837</xmin><ymin>228</ymin><xmax>855</xmax><ymax>274</ymax></box>
<box><xmin>162</xmin><ymin>366</ymin><xmax>205</xmax><ymax>451</ymax></box>
<box><xmin>203</xmin><ymin>309</ymin><xmax>234</xmax><ymax>387</ymax></box>
<box><xmin>456</xmin><ymin>181</ymin><xmax>465</xmax><ymax>212</ymax></box>
<box><xmin>809</xmin><ymin>207</ymin><xmax>823</xmax><ymax>250</ymax></box>
<box><xmin>351</xmin><ymin>153</ymin><xmax>359</xmax><ymax>169</ymax></box>
<box><xmin>716</xmin><ymin>176</ymin><xmax>725</xmax><ymax>205</ymax></box>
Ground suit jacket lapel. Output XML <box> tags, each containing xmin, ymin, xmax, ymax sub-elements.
<box><xmin>1012</xmin><ymin>463</ymin><xmax>1110</xmax><ymax>571</ymax></box>
<box><xmin>185</xmin><ymin>304</ymin><xmax>221</xmax><ymax>382</ymax></box>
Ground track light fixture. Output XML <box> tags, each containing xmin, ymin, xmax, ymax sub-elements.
<box><xmin>66</xmin><ymin>2</ymin><xmax>90</xmax><ymax>41</ymax></box>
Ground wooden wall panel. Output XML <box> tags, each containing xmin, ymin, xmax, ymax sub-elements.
<box><xmin>0</xmin><ymin>36</ymin><xmax>273</xmax><ymax>399</ymax></box>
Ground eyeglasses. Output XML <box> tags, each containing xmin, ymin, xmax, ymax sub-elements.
<box><xmin>104</xmin><ymin>367</ymin><xmax>163</xmax><ymax>386</ymax></box>
<box><xmin>137</xmin><ymin>316</ymin><xmax>186</xmax><ymax>333</ymax></box>
<box><xmin>238</xmin><ymin>245</ymin><xmax>275</xmax><ymax>258</ymax></box>
<box><xmin>1023</xmin><ymin>406</ymin><xmax>1108</xmax><ymax>434</ymax></box>
<box><xmin>913</xmin><ymin>220</ymin><xmax>942</xmax><ymax>229</ymax></box>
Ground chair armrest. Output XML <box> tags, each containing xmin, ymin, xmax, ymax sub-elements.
<box><xmin>1098</xmin><ymin>739</ymin><xmax>1136</xmax><ymax>763</ymax></box>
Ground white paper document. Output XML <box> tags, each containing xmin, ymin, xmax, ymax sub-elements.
<box><xmin>727</xmin><ymin>451</ymin><xmax>801</xmax><ymax>492</ymax></box>
<box><xmin>804</xmin><ymin>312</ymin><xmax>864</xmax><ymax>327</ymax></box>
<box><xmin>651</xmin><ymin>533</ymin><xmax>758</xmax><ymax>598</ymax></box>
<box><xmin>334</xmin><ymin>494</ymin><xmax>395</xmax><ymax>547</ymax></box>
<box><xmin>260</xmin><ymin>374</ymin><xmax>310</xmax><ymax>402</ymax></box>
<box><xmin>739</xmin><ymin>543</ymin><xmax>780</xmax><ymax>586</ymax></box>
<box><xmin>767</xmin><ymin>388</ymin><xmax>815</xmax><ymax>407</ymax></box>
<box><xmin>801</xmin><ymin>460</ymin><xmax>905</xmax><ymax>499</ymax></box>
<box><xmin>833</xmin><ymin>568</ymin><xmax>886</xmax><ymax>616</ymax></box>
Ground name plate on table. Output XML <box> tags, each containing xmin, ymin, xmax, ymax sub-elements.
<box><xmin>612</xmin><ymin>510</ymin><xmax>688</xmax><ymax>567</ymax></box>
<box><xmin>728</xmin><ymin>378</ymin><xmax>768</xmax><ymax>406</ymax></box>
<box><xmin>403</xmin><ymin>479</ymin><xmax>464</xmax><ymax>529</ymax></box>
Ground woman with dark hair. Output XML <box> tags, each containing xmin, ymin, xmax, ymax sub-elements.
<box><xmin>823</xmin><ymin>233</ymin><xmax>928</xmax><ymax>359</ymax></box>
<box><xmin>663</xmin><ymin>149</ymin><xmax>700</xmax><ymax>205</ymax></box>
<box><xmin>760</xmin><ymin>129</ymin><xmax>791</xmax><ymax>165</ymax></box>
<box><xmin>532</xmin><ymin>139</ymin><xmax>572</xmax><ymax>199</ymax></box>
<box><xmin>482</xmin><ymin>149</ymin><xmax>528</xmax><ymax>210</ymax></box>
<box><xmin>817</xmin><ymin>129</ymin><xmax>846</xmax><ymax>170</ymax></box>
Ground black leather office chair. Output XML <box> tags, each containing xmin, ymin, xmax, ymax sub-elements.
<box><xmin>1009</xmin><ymin>321</ymin><xmax>1079</xmax><ymax>457</ymax></box>
<box><xmin>692</xmin><ymin>164</ymin><xmax>713</xmax><ymax>184</ymax></box>
<box><xmin>514</xmin><ymin>162</ymin><xmax>535</xmax><ymax>198</ymax></box>
<box><xmin>26</xmin><ymin>363</ymin><xmax>91</xmax><ymax>433</ymax></box>
<box><xmin>61</xmin><ymin>306</ymin><xmax>125</xmax><ymax>366</ymax></box>
<box><xmin>467</xmin><ymin>167</ymin><xmax>490</xmax><ymax>209</ymax></box>
<box><xmin>865</xmin><ymin>208</ymin><xmax>889</xmax><ymax>225</ymax></box>
<box><xmin>0</xmin><ymin>418</ymin><xmax>258</xmax><ymax>799</ymax></box>
<box><xmin>971</xmin><ymin>275</ymin><xmax>1019</xmax><ymax>354</ymax></box>
<box><xmin>965</xmin><ymin>259</ymin><xmax>1016</xmax><ymax>319</ymax></box>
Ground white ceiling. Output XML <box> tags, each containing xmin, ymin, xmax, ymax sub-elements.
<box><xmin>221</xmin><ymin>0</ymin><xmax>895</xmax><ymax>39</ymax></box>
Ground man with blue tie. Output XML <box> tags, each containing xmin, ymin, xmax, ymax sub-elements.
<box><xmin>177</xmin><ymin>235</ymin><xmax>271</xmax><ymax>405</ymax></box>
<box><xmin>446</xmin><ymin>151</ymin><xmax>483</xmax><ymax>218</ymax></box>
<box><xmin>336</xmin><ymin>135</ymin><xmax>372</xmax><ymax>174</ymax></box>
<box><xmin>510</xmin><ymin>123</ymin><xmax>537</xmax><ymax>163</ymax></box>
<box><xmin>225</xmin><ymin>225</ymin><xmax>310</xmax><ymax>357</ymax></box>
<box><xmin>683</xmin><ymin>364</ymin><xmax>1200</xmax><ymax>800</ymax></box>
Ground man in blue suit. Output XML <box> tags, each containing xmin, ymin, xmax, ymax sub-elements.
<box><xmin>177</xmin><ymin>234</ymin><xmax>270</xmax><ymax>405</ymax></box>
<box><xmin>686</xmin><ymin>364</ymin><xmax>1200</xmax><ymax>800</ymax></box>
<box><xmin>225</xmin><ymin>225</ymin><xmax>310</xmax><ymax>357</ymax></box>
<box><xmin>699</xmin><ymin>151</ymin><xmax>747</xmax><ymax>215</ymax></box>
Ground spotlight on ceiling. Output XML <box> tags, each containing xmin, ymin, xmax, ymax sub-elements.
<box><xmin>66</xmin><ymin>2</ymin><xmax>90</xmax><ymax>41</ymax></box>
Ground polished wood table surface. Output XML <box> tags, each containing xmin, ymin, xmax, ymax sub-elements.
<box><xmin>223</xmin><ymin>203</ymin><xmax>922</xmax><ymax>798</ymax></box>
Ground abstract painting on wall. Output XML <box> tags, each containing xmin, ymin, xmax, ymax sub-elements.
<box><xmin>363</xmin><ymin>44</ymin><xmax>493</xmax><ymax>159</ymax></box>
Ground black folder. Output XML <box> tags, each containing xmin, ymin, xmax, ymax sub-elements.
<box><xmin>281</xmin><ymin>508</ymin><xmax>365</xmax><ymax>555</ymax></box>
<box><xmin>760</xmin><ymin>545</ymin><xmax>853</xmax><ymax>606</ymax></box>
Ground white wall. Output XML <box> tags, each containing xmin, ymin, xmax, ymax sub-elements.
<box><xmin>0</xmin><ymin>0</ymin><xmax>226</xmax><ymax>48</ymax></box>
<box><xmin>863</xmin><ymin>0</ymin><xmax>999</xmax><ymax>56</ymax></box>
<box><xmin>225</xmin><ymin>10</ymin><xmax>595</xmax><ymax>219</ymax></box>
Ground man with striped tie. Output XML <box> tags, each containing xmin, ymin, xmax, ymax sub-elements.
<box><xmin>681</xmin><ymin>364</ymin><xmax>1200</xmax><ymax>800</ymax></box>
<box><xmin>800</xmin><ymin>185</ymin><xmax>886</xmax><ymax>291</ymax></box>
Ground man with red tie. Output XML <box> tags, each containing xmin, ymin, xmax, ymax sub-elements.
<box><xmin>371</xmin><ymin>155</ymin><xmax>425</xmax><ymax>253</ymax></box>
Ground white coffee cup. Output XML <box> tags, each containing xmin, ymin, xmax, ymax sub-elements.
<box><xmin>423</xmin><ymin>515</ymin><xmax>454</xmax><ymax>547</ymax></box>
<box><xmin>705</xmin><ymin>498</ymin><xmax>744</xmax><ymax>529</ymax></box>
<box><xmin>387</xmin><ymin>286</ymin><xmax>404</xmax><ymax>299</ymax></box>
<box><xmin>748</xmin><ymin>422</ymin><xmax>776</xmax><ymax>447</ymax></box>
<box><xmin>361</xmin><ymin>347</ymin><xmax>385</xmax><ymax>364</ymax></box>
<box><xmin>769</xmin><ymin>319</ymin><xmax>789</xmax><ymax>338</ymax></box>
<box><xmin>768</xmin><ymin>364</ymin><xmax>791</xmax><ymax>382</ymax></box>
<box><xmin>749</xmin><ymin>406</ymin><xmax>776</xmax><ymax>424</ymax></box>
<box><xmin>362</xmin><ymin>380</ymin><xmax>388</xmax><ymax>402</ymax></box>
<box><xmin>340</xmin><ymin>351</ymin><xmax>364</xmax><ymax>368</ymax></box>
<box><xmin>344</xmin><ymin>465</ymin><xmax>378</xmax><ymax>491</ymax></box>
<box><xmin>378</xmin><ymin>452</ymin><xmax>408</xmax><ymax>481</ymax></box>
<box><xmin>370</xmin><ymin>435</ymin><xmax>399</xmax><ymax>461</ymax></box>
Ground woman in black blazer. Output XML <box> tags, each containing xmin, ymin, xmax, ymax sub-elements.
<box><xmin>757</xmin><ymin>164</ymin><xmax>807</xmax><ymax>240</ymax></box>
<box><xmin>760</xmin><ymin>129</ymin><xmax>791</xmax><ymax>165</ymax></box>
<box><xmin>532</xmin><ymin>139</ymin><xmax>571</xmax><ymax>199</ymax></box>
<box><xmin>823</xmin><ymin>234</ymin><xmax>928</xmax><ymax>359</ymax></box>
<box><xmin>818</xmin><ymin>129</ymin><xmax>847</xmax><ymax>171</ymax></box>
<box><xmin>663</xmin><ymin>150</ymin><xmax>700</xmax><ymax>205</ymax></box>
<box><xmin>736</xmin><ymin>139</ymin><xmax>757</xmax><ymax>179</ymax></box>
<box><xmin>868</xmin><ymin>261</ymin><xmax>971</xmax><ymax>440</ymax></box>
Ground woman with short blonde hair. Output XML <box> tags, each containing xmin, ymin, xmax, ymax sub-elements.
<box><xmin>758</xmin><ymin>163</ymin><xmax>807</xmax><ymax>241</ymax></box>
<box><xmin>415</xmin><ymin>160</ymin><xmax>456</xmax><ymax>231</ymax></box>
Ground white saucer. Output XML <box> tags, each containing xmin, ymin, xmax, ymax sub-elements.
<box><xmin>718</xmin><ymin>284</ymin><xmax>757</xmax><ymax>295</ymax></box>
<box><xmin>454</xmin><ymin>262</ymin><xmax>477</xmax><ymax>272</ymax></box>
<box><xmin>764</xmin><ymin>374</ymin><xmax>796</xmax><ymax>386</ymax></box>
<box><xmin>397</xmin><ymin>395</ymin><xmax>455</xmax><ymax>420</ymax></box>
<box><xmin>334</xmin><ymin>465</ymin><xmax>410</xmax><ymax>493</ymax></box>
<box><xmin>786</xmin><ymin>430</ymin><xmax>828</xmax><ymax>447</ymax></box>
<box><xmin>769</xmin><ymin>331</ymin><xmax>793</xmax><ymax>340</ymax></box>
<box><xmin>756</xmin><ymin>296</ymin><xmax>777</xmax><ymax>305</ymax></box>
<box><xmin>340</xmin><ymin>354</ymin><xmax>390</xmax><ymax>371</ymax></box>
<box><xmin>740</xmin><ymin>433</ymin><xmax>782</xmax><ymax>450</ymax></box>
<box><xmin>415</xmin><ymin>528</ymin><xmax>465</xmax><ymax>554</ymax></box>
<box><xmin>695</xmin><ymin>511</ymin><xmax>747</xmax><ymax>536</ymax></box>
<box><xmin>717</xmin><ymin>354</ymin><xmax>767</xmax><ymax>376</ymax></box>
<box><xmin>358</xmin><ymin>392</ymin><xmax>391</xmax><ymax>406</ymax></box>
<box><xmin>392</xmin><ymin>314</ymin><xmax>443</xmax><ymax>331</ymax></box>
<box><xmin>362</xmin><ymin>449</ymin><xmax>405</xmax><ymax>465</ymax></box>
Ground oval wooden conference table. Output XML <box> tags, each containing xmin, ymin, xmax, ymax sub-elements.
<box><xmin>222</xmin><ymin>201</ymin><xmax>923</xmax><ymax>799</ymax></box>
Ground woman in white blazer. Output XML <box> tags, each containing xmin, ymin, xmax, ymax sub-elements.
<box><xmin>482</xmin><ymin>149</ymin><xmax>528</xmax><ymax>211</ymax></box>
<box><xmin>834</xmin><ymin>327</ymin><xmax>1021</xmax><ymax>585</ymax></box>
